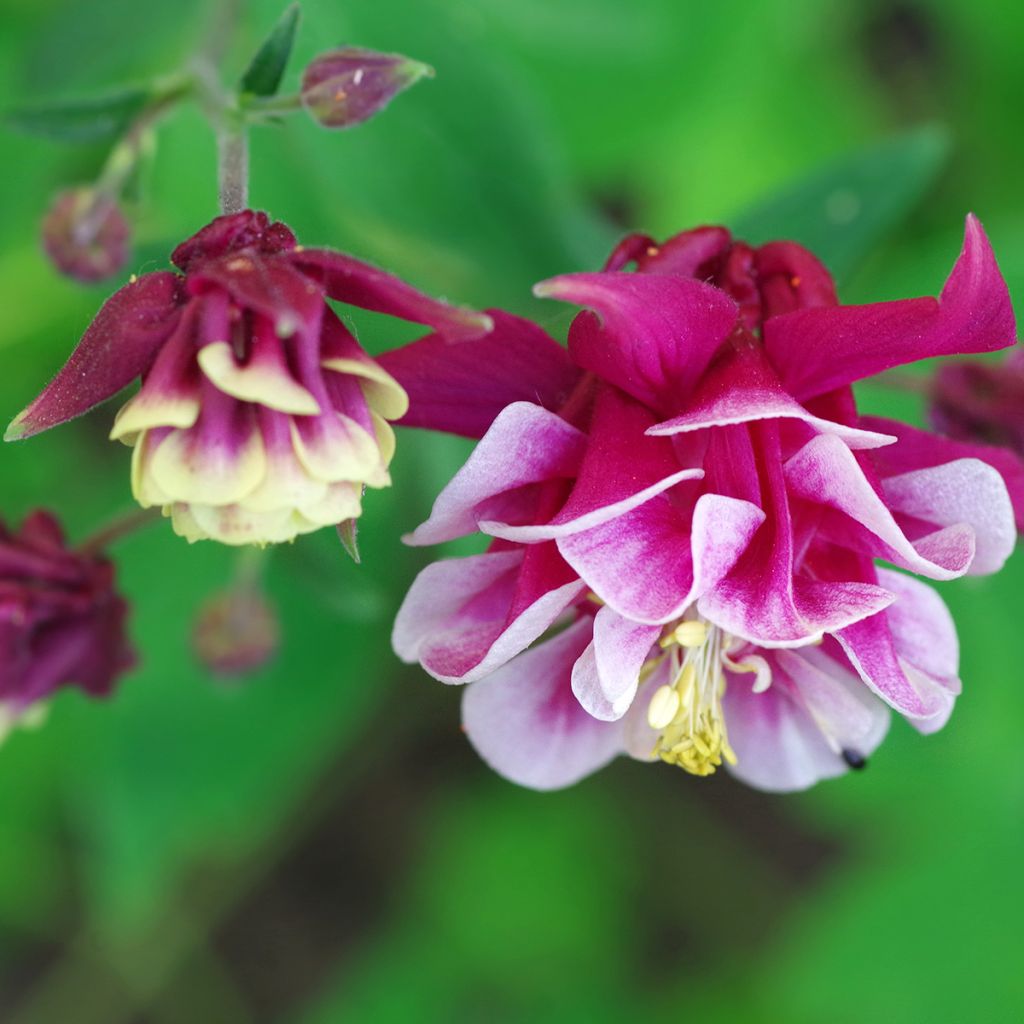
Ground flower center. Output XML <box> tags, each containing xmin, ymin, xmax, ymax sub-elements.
<box><xmin>645</xmin><ymin>618</ymin><xmax>737</xmax><ymax>777</ymax></box>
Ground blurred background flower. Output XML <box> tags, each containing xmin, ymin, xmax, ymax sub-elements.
<box><xmin>0</xmin><ymin>0</ymin><xmax>1022</xmax><ymax>1022</ymax></box>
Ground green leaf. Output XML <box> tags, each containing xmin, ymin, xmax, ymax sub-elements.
<box><xmin>5</xmin><ymin>86</ymin><xmax>155</xmax><ymax>143</ymax></box>
<box><xmin>239</xmin><ymin>3</ymin><xmax>302</xmax><ymax>99</ymax></box>
<box><xmin>733</xmin><ymin>125</ymin><xmax>951</xmax><ymax>282</ymax></box>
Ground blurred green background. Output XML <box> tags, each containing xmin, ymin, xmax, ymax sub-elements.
<box><xmin>1</xmin><ymin>0</ymin><xmax>1022</xmax><ymax>1021</ymax></box>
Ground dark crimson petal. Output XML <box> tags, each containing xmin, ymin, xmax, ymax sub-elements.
<box><xmin>190</xmin><ymin>251</ymin><xmax>323</xmax><ymax>337</ymax></box>
<box><xmin>170</xmin><ymin>211</ymin><xmax>295</xmax><ymax>271</ymax></box>
<box><xmin>763</xmin><ymin>215</ymin><xmax>1016</xmax><ymax>401</ymax></box>
<box><xmin>863</xmin><ymin>414</ymin><xmax>1024</xmax><ymax>532</ymax></box>
<box><xmin>535</xmin><ymin>272</ymin><xmax>739</xmax><ymax>414</ymax></box>
<box><xmin>754</xmin><ymin>241</ymin><xmax>838</xmax><ymax>319</ymax></box>
<box><xmin>289</xmin><ymin>248</ymin><xmax>492</xmax><ymax>341</ymax></box>
<box><xmin>377</xmin><ymin>309</ymin><xmax>582</xmax><ymax>438</ymax></box>
<box><xmin>6</xmin><ymin>272</ymin><xmax>185</xmax><ymax>440</ymax></box>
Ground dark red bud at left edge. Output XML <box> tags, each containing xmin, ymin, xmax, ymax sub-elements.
<box><xmin>41</xmin><ymin>187</ymin><xmax>130</xmax><ymax>284</ymax></box>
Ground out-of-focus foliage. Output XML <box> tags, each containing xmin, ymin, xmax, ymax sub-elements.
<box><xmin>0</xmin><ymin>0</ymin><xmax>1021</xmax><ymax>1021</ymax></box>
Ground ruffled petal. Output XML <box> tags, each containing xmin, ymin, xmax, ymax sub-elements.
<box><xmin>462</xmin><ymin>619</ymin><xmax>623</xmax><ymax>790</ymax></box>
<box><xmin>764</xmin><ymin>215</ymin><xmax>1016</xmax><ymax>400</ymax></box>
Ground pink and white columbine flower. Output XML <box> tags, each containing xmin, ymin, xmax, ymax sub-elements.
<box><xmin>385</xmin><ymin>216</ymin><xmax>1019</xmax><ymax>791</ymax></box>
<box><xmin>6</xmin><ymin>210</ymin><xmax>491</xmax><ymax>545</ymax></box>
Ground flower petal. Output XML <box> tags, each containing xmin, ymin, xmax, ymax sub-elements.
<box><xmin>534</xmin><ymin>271</ymin><xmax>738</xmax><ymax>413</ymax></box>
<box><xmin>405</xmin><ymin>402</ymin><xmax>587</xmax><ymax>546</ymax></box>
<box><xmin>764</xmin><ymin>215</ymin><xmax>1016</xmax><ymax>401</ymax></box>
<box><xmin>462</xmin><ymin>619</ymin><xmax>623</xmax><ymax>791</ymax></box>
<box><xmin>571</xmin><ymin>606</ymin><xmax>660</xmax><ymax>721</ymax></box>
<box><xmin>392</xmin><ymin>549</ymin><xmax>585</xmax><ymax>684</ymax></box>
<box><xmin>376</xmin><ymin>309</ymin><xmax>580</xmax><ymax>438</ymax></box>
<box><xmin>648</xmin><ymin>340</ymin><xmax>895</xmax><ymax>450</ymax></box>
<box><xmin>6</xmin><ymin>271</ymin><xmax>184</xmax><ymax>440</ymax></box>
<box><xmin>290</xmin><ymin>248</ymin><xmax>492</xmax><ymax>341</ymax></box>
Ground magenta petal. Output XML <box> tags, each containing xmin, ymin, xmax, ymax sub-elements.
<box><xmin>391</xmin><ymin>550</ymin><xmax>585</xmax><ymax>684</ymax></box>
<box><xmin>865</xmin><ymin>414</ymin><xmax>1024</xmax><ymax>533</ymax></box>
<box><xmin>534</xmin><ymin>272</ymin><xmax>738</xmax><ymax>412</ymax></box>
<box><xmin>290</xmin><ymin>248</ymin><xmax>492</xmax><ymax>341</ymax></box>
<box><xmin>785</xmin><ymin>433</ymin><xmax>978</xmax><ymax>580</ymax></box>
<box><xmin>462</xmin><ymin>619</ymin><xmax>623</xmax><ymax>790</ymax></box>
<box><xmin>558</xmin><ymin>492</ymin><xmax>765</xmax><ymax>625</ymax></box>
<box><xmin>7</xmin><ymin>272</ymin><xmax>184</xmax><ymax>440</ymax></box>
<box><xmin>405</xmin><ymin>403</ymin><xmax>587</xmax><ymax>546</ymax></box>
<box><xmin>648</xmin><ymin>341</ymin><xmax>896</xmax><ymax>450</ymax></box>
<box><xmin>377</xmin><ymin>310</ymin><xmax>582</xmax><ymax>438</ymax></box>
<box><xmin>764</xmin><ymin>216</ymin><xmax>1017</xmax><ymax>401</ymax></box>
<box><xmin>571</xmin><ymin>607</ymin><xmax>660</xmax><ymax>721</ymax></box>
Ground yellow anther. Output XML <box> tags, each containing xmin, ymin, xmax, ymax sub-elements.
<box><xmin>647</xmin><ymin>685</ymin><xmax>681</xmax><ymax>730</ymax></box>
<box><xmin>673</xmin><ymin>620</ymin><xmax>708</xmax><ymax>648</ymax></box>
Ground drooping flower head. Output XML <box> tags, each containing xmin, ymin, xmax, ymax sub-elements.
<box><xmin>384</xmin><ymin>216</ymin><xmax>1018</xmax><ymax>791</ymax></box>
<box><xmin>7</xmin><ymin>210</ymin><xmax>491</xmax><ymax>545</ymax></box>
<box><xmin>0</xmin><ymin>510</ymin><xmax>133</xmax><ymax>732</ymax></box>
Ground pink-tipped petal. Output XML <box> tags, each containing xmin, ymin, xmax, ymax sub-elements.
<box><xmin>6</xmin><ymin>272</ymin><xmax>184</xmax><ymax>440</ymax></box>
<box><xmin>291</xmin><ymin>248</ymin><xmax>492</xmax><ymax>341</ymax></box>
<box><xmin>377</xmin><ymin>310</ymin><xmax>582</xmax><ymax>438</ymax></box>
<box><xmin>535</xmin><ymin>272</ymin><xmax>738</xmax><ymax>412</ymax></box>
<box><xmin>764</xmin><ymin>215</ymin><xmax>1017</xmax><ymax>401</ymax></box>
<box><xmin>405</xmin><ymin>403</ymin><xmax>587</xmax><ymax>546</ymax></box>
<box><xmin>462</xmin><ymin>619</ymin><xmax>623</xmax><ymax>791</ymax></box>
<box><xmin>558</xmin><ymin>492</ymin><xmax>765</xmax><ymax>625</ymax></box>
<box><xmin>392</xmin><ymin>550</ymin><xmax>585</xmax><ymax>684</ymax></box>
<box><xmin>571</xmin><ymin>606</ymin><xmax>661</xmax><ymax>721</ymax></box>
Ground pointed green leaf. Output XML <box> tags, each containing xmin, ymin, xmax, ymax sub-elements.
<box><xmin>5</xmin><ymin>86</ymin><xmax>155</xmax><ymax>143</ymax></box>
<box><xmin>239</xmin><ymin>3</ymin><xmax>302</xmax><ymax>99</ymax></box>
<box><xmin>733</xmin><ymin>125</ymin><xmax>951</xmax><ymax>282</ymax></box>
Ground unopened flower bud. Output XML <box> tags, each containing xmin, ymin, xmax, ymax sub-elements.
<box><xmin>193</xmin><ymin>587</ymin><xmax>279</xmax><ymax>677</ymax></box>
<box><xmin>41</xmin><ymin>187</ymin><xmax>130</xmax><ymax>284</ymax></box>
<box><xmin>300</xmin><ymin>47</ymin><xmax>433</xmax><ymax>129</ymax></box>
<box><xmin>930</xmin><ymin>360</ymin><xmax>1024</xmax><ymax>452</ymax></box>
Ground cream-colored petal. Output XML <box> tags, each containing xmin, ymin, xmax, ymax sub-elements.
<box><xmin>290</xmin><ymin>413</ymin><xmax>381</xmax><ymax>484</ymax></box>
<box><xmin>131</xmin><ymin>432</ymin><xmax>174</xmax><ymax>506</ymax></box>
<box><xmin>110</xmin><ymin>390</ymin><xmax>201</xmax><ymax>441</ymax></box>
<box><xmin>198</xmin><ymin>341</ymin><xmax>321</xmax><ymax>416</ymax></box>
<box><xmin>297</xmin><ymin>480</ymin><xmax>363</xmax><ymax>526</ymax></box>
<box><xmin>178</xmin><ymin>502</ymin><xmax>299</xmax><ymax>546</ymax></box>
<box><xmin>242</xmin><ymin>446</ymin><xmax>330</xmax><ymax>514</ymax></box>
<box><xmin>149</xmin><ymin>423</ymin><xmax>267</xmax><ymax>505</ymax></box>
<box><xmin>370</xmin><ymin>409</ymin><xmax>396</xmax><ymax>469</ymax></box>
<box><xmin>322</xmin><ymin>356</ymin><xmax>409</xmax><ymax>420</ymax></box>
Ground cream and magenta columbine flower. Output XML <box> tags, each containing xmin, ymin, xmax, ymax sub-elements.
<box><xmin>6</xmin><ymin>211</ymin><xmax>491</xmax><ymax>544</ymax></box>
<box><xmin>383</xmin><ymin>217</ymin><xmax>1019</xmax><ymax>790</ymax></box>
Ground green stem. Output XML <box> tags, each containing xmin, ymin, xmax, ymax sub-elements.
<box><xmin>78</xmin><ymin>507</ymin><xmax>161</xmax><ymax>555</ymax></box>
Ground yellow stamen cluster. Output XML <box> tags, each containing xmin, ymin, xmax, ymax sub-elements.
<box><xmin>646</xmin><ymin>618</ymin><xmax>737</xmax><ymax>777</ymax></box>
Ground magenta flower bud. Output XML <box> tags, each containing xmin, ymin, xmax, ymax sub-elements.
<box><xmin>193</xmin><ymin>586</ymin><xmax>278</xmax><ymax>677</ymax></box>
<box><xmin>7</xmin><ymin>210</ymin><xmax>491</xmax><ymax>545</ymax></box>
<box><xmin>41</xmin><ymin>187</ymin><xmax>130</xmax><ymax>284</ymax></box>
<box><xmin>0</xmin><ymin>510</ymin><xmax>133</xmax><ymax>726</ymax></box>
<box><xmin>300</xmin><ymin>47</ymin><xmax>433</xmax><ymax>129</ymax></box>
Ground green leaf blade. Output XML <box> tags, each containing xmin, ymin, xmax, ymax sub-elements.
<box><xmin>239</xmin><ymin>3</ymin><xmax>302</xmax><ymax>99</ymax></box>
<box><xmin>5</xmin><ymin>86</ymin><xmax>154</xmax><ymax>143</ymax></box>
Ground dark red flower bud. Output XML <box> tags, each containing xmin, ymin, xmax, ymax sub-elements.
<box><xmin>0</xmin><ymin>510</ymin><xmax>133</xmax><ymax>721</ymax></box>
<box><xmin>193</xmin><ymin>586</ymin><xmax>279</xmax><ymax>677</ymax></box>
<box><xmin>300</xmin><ymin>47</ymin><xmax>433</xmax><ymax>129</ymax></box>
<box><xmin>41</xmin><ymin>187</ymin><xmax>130</xmax><ymax>284</ymax></box>
<box><xmin>931</xmin><ymin>359</ymin><xmax>1024</xmax><ymax>451</ymax></box>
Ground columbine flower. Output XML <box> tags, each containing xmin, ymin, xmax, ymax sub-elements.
<box><xmin>388</xmin><ymin>216</ymin><xmax>1017</xmax><ymax>791</ymax></box>
<box><xmin>7</xmin><ymin>210</ymin><xmax>491</xmax><ymax>545</ymax></box>
<box><xmin>41</xmin><ymin>187</ymin><xmax>130</xmax><ymax>284</ymax></box>
<box><xmin>0</xmin><ymin>510</ymin><xmax>133</xmax><ymax>734</ymax></box>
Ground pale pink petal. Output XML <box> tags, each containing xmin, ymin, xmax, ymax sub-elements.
<box><xmin>462</xmin><ymin>619</ymin><xmax>624</xmax><ymax>790</ymax></box>
<box><xmin>570</xmin><ymin>606</ymin><xmax>661</xmax><ymax>721</ymax></box>
<box><xmin>405</xmin><ymin>403</ymin><xmax>587</xmax><ymax>546</ymax></box>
